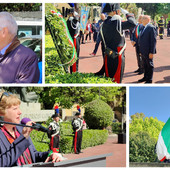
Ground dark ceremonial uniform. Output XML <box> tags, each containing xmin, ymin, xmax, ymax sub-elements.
<box><xmin>67</xmin><ymin>16</ymin><xmax>80</xmax><ymax>73</ymax></box>
<box><xmin>48</xmin><ymin>121</ymin><xmax>60</xmax><ymax>153</ymax></box>
<box><xmin>131</xmin><ymin>23</ymin><xmax>145</xmax><ymax>73</ymax></box>
<box><xmin>158</xmin><ymin>18</ymin><xmax>164</xmax><ymax>39</ymax></box>
<box><xmin>72</xmin><ymin>117</ymin><xmax>83</xmax><ymax>154</ymax></box>
<box><xmin>97</xmin><ymin>14</ymin><xmax>136</xmax><ymax>83</ymax></box>
<box><xmin>167</xmin><ymin>21</ymin><xmax>170</xmax><ymax>37</ymax></box>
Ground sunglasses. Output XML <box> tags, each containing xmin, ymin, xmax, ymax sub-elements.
<box><xmin>0</xmin><ymin>92</ymin><xmax>13</xmax><ymax>102</ymax></box>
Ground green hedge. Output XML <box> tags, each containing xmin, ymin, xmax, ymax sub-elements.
<box><xmin>112</xmin><ymin>122</ymin><xmax>122</xmax><ymax>134</ymax></box>
<box><xmin>60</xmin><ymin>122</ymin><xmax>73</xmax><ymax>136</ymax></box>
<box><xmin>82</xmin><ymin>129</ymin><xmax>108</xmax><ymax>149</ymax></box>
<box><xmin>45</xmin><ymin>72</ymin><xmax>113</xmax><ymax>84</ymax></box>
<box><xmin>129</xmin><ymin>131</ymin><xmax>157</xmax><ymax>162</ymax></box>
<box><xmin>30</xmin><ymin>128</ymin><xmax>108</xmax><ymax>154</ymax></box>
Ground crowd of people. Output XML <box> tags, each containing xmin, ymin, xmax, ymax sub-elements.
<box><xmin>65</xmin><ymin>3</ymin><xmax>170</xmax><ymax>83</ymax></box>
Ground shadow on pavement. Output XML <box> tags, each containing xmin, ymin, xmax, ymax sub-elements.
<box><xmin>155</xmin><ymin>76</ymin><xmax>170</xmax><ymax>83</ymax></box>
<box><xmin>154</xmin><ymin>65</ymin><xmax>170</xmax><ymax>73</ymax></box>
<box><xmin>80</xmin><ymin>55</ymin><xmax>101</xmax><ymax>60</ymax></box>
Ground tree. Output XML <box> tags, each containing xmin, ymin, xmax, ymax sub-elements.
<box><xmin>136</xmin><ymin>3</ymin><xmax>159</xmax><ymax>19</ymax></box>
<box><xmin>0</xmin><ymin>3</ymin><xmax>41</xmax><ymax>12</ymax></box>
<box><xmin>84</xmin><ymin>99</ymin><xmax>113</xmax><ymax>129</ymax></box>
<box><xmin>130</xmin><ymin>131</ymin><xmax>157</xmax><ymax>162</ymax></box>
<box><xmin>131</xmin><ymin>112</ymin><xmax>145</xmax><ymax>120</ymax></box>
<box><xmin>121</xmin><ymin>3</ymin><xmax>138</xmax><ymax>17</ymax></box>
<box><xmin>130</xmin><ymin>114</ymin><xmax>164</xmax><ymax>139</ymax></box>
<box><xmin>1</xmin><ymin>87</ymin><xmax>125</xmax><ymax>110</ymax></box>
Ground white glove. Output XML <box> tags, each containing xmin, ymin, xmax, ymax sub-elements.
<box><xmin>74</xmin><ymin>11</ymin><xmax>80</xmax><ymax>18</ymax></box>
<box><xmin>120</xmin><ymin>8</ymin><xmax>129</xmax><ymax>15</ymax></box>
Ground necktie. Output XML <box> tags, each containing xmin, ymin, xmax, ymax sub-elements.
<box><xmin>141</xmin><ymin>26</ymin><xmax>145</xmax><ymax>35</ymax></box>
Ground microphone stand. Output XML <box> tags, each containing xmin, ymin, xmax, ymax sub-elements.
<box><xmin>0</xmin><ymin>120</ymin><xmax>49</xmax><ymax>133</ymax></box>
<box><xmin>0</xmin><ymin>120</ymin><xmax>37</xmax><ymax>128</ymax></box>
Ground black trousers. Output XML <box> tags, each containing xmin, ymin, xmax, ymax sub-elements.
<box><xmin>85</xmin><ymin>32</ymin><xmax>91</xmax><ymax>41</ymax></box>
<box><xmin>135</xmin><ymin>45</ymin><xmax>144</xmax><ymax>71</ymax></box>
<box><xmin>73</xmin><ymin>130</ymin><xmax>82</xmax><ymax>153</ymax></box>
<box><xmin>142</xmin><ymin>54</ymin><xmax>154</xmax><ymax>82</ymax></box>
<box><xmin>70</xmin><ymin>37</ymin><xmax>80</xmax><ymax>73</ymax></box>
<box><xmin>95</xmin><ymin>45</ymin><xmax>125</xmax><ymax>83</ymax></box>
<box><xmin>80</xmin><ymin>31</ymin><xmax>84</xmax><ymax>43</ymax></box>
<box><xmin>50</xmin><ymin>135</ymin><xmax>60</xmax><ymax>152</ymax></box>
<box><xmin>159</xmin><ymin>27</ymin><xmax>164</xmax><ymax>39</ymax></box>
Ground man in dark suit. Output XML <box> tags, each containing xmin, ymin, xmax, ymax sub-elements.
<box><xmin>131</xmin><ymin>15</ymin><xmax>144</xmax><ymax>75</ymax></box>
<box><xmin>138</xmin><ymin>15</ymin><xmax>157</xmax><ymax>83</ymax></box>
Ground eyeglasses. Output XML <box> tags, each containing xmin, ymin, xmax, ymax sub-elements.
<box><xmin>0</xmin><ymin>92</ymin><xmax>13</xmax><ymax>102</ymax></box>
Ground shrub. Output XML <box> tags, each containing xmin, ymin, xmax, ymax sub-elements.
<box><xmin>30</xmin><ymin>130</ymin><xmax>50</xmax><ymax>152</ymax></box>
<box><xmin>60</xmin><ymin>135</ymin><xmax>74</xmax><ymax>153</ymax></box>
<box><xmin>82</xmin><ymin>129</ymin><xmax>108</xmax><ymax>149</ymax></box>
<box><xmin>60</xmin><ymin>122</ymin><xmax>73</xmax><ymax>136</ymax></box>
<box><xmin>129</xmin><ymin>131</ymin><xmax>157</xmax><ymax>162</ymax></box>
<box><xmin>84</xmin><ymin>99</ymin><xmax>113</xmax><ymax>129</ymax></box>
<box><xmin>30</xmin><ymin>128</ymin><xmax>108</xmax><ymax>154</ymax></box>
<box><xmin>112</xmin><ymin>122</ymin><xmax>122</xmax><ymax>134</ymax></box>
<box><xmin>45</xmin><ymin>72</ymin><xmax>113</xmax><ymax>84</ymax></box>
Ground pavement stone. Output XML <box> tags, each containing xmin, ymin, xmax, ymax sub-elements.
<box><xmin>63</xmin><ymin>135</ymin><xmax>126</xmax><ymax>167</ymax></box>
<box><xmin>79</xmin><ymin>35</ymin><xmax>170</xmax><ymax>84</ymax></box>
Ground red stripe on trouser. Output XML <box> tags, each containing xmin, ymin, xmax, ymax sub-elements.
<box><xmin>52</xmin><ymin>148</ymin><xmax>59</xmax><ymax>153</ymax></box>
<box><xmin>160</xmin><ymin>156</ymin><xmax>166</xmax><ymax>162</ymax></box>
<box><xmin>50</xmin><ymin>136</ymin><xmax>54</xmax><ymax>150</ymax></box>
<box><xmin>113</xmin><ymin>47</ymin><xmax>122</xmax><ymax>83</ymax></box>
<box><xmin>105</xmin><ymin>54</ymin><xmax>109</xmax><ymax>77</ymax></box>
<box><xmin>74</xmin><ymin>131</ymin><xmax>78</xmax><ymax>153</ymax></box>
<box><xmin>72</xmin><ymin>37</ymin><xmax>77</xmax><ymax>72</ymax></box>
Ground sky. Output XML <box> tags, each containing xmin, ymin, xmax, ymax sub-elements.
<box><xmin>129</xmin><ymin>87</ymin><xmax>170</xmax><ymax>123</ymax></box>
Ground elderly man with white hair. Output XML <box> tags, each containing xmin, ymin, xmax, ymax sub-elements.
<box><xmin>138</xmin><ymin>15</ymin><xmax>157</xmax><ymax>83</ymax></box>
<box><xmin>0</xmin><ymin>12</ymin><xmax>40</xmax><ymax>83</ymax></box>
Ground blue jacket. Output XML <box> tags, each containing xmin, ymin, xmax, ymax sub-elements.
<box><xmin>0</xmin><ymin>126</ymin><xmax>49</xmax><ymax>167</ymax></box>
<box><xmin>139</xmin><ymin>23</ymin><xmax>157</xmax><ymax>56</ymax></box>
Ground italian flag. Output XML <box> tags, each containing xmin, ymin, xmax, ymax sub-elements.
<box><xmin>156</xmin><ymin>118</ymin><xmax>170</xmax><ymax>161</ymax></box>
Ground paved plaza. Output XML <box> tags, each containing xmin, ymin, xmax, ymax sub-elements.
<box><xmin>79</xmin><ymin>34</ymin><xmax>170</xmax><ymax>84</ymax></box>
<box><xmin>64</xmin><ymin>135</ymin><xmax>126</xmax><ymax>167</ymax></box>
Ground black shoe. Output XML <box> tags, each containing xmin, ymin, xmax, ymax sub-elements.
<box><xmin>145</xmin><ymin>80</ymin><xmax>152</xmax><ymax>83</ymax></box>
<box><xmin>138</xmin><ymin>77</ymin><xmax>147</xmax><ymax>82</ymax></box>
<box><xmin>81</xmin><ymin>42</ymin><xmax>85</xmax><ymax>44</ymax></box>
<box><xmin>138</xmin><ymin>71</ymin><xmax>144</xmax><ymax>75</ymax></box>
<box><xmin>134</xmin><ymin>69</ymin><xmax>140</xmax><ymax>73</ymax></box>
<box><xmin>79</xmin><ymin>151</ymin><xmax>83</xmax><ymax>153</ymax></box>
<box><xmin>75</xmin><ymin>152</ymin><xmax>79</xmax><ymax>154</ymax></box>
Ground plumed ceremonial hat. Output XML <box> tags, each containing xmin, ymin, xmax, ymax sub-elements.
<box><xmin>75</xmin><ymin>112</ymin><xmax>81</xmax><ymax>116</ymax></box>
<box><xmin>51</xmin><ymin>114</ymin><xmax>59</xmax><ymax>118</ymax></box>
<box><xmin>102</xmin><ymin>3</ymin><xmax>120</xmax><ymax>13</ymax></box>
<box><xmin>68</xmin><ymin>8</ymin><xmax>75</xmax><ymax>14</ymax></box>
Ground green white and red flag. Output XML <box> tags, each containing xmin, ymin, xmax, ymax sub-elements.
<box><xmin>156</xmin><ymin>118</ymin><xmax>170</xmax><ymax>161</ymax></box>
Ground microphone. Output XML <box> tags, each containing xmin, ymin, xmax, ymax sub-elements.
<box><xmin>21</xmin><ymin>118</ymin><xmax>49</xmax><ymax>133</ymax></box>
<box><xmin>0</xmin><ymin>116</ymin><xmax>49</xmax><ymax>133</ymax></box>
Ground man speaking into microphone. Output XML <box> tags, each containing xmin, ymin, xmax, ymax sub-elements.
<box><xmin>0</xmin><ymin>91</ymin><xmax>63</xmax><ymax>167</ymax></box>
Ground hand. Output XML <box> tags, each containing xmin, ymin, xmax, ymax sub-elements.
<box><xmin>131</xmin><ymin>41</ymin><xmax>136</xmax><ymax>46</ymax></box>
<box><xmin>120</xmin><ymin>8</ymin><xmax>129</xmax><ymax>15</ymax></box>
<box><xmin>149</xmin><ymin>53</ymin><xmax>154</xmax><ymax>59</ymax></box>
<box><xmin>22</xmin><ymin>121</ymin><xmax>34</xmax><ymax>139</ymax></box>
<box><xmin>45</xmin><ymin>153</ymin><xmax>62</xmax><ymax>163</ymax></box>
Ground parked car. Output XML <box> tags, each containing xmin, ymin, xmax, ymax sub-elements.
<box><xmin>19</xmin><ymin>35</ymin><xmax>42</xmax><ymax>83</ymax></box>
<box><xmin>19</xmin><ymin>35</ymin><xmax>42</xmax><ymax>61</ymax></box>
